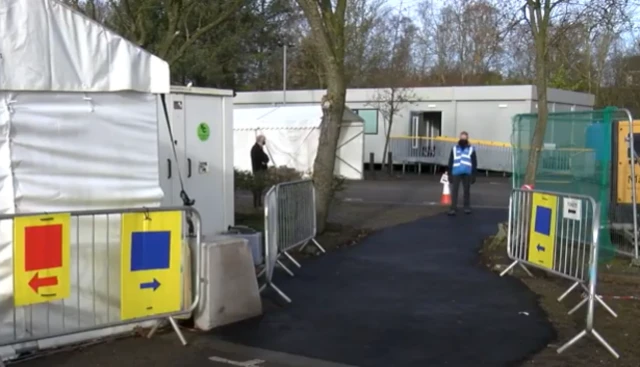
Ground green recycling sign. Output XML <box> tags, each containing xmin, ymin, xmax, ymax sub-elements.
<box><xmin>197</xmin><ymin>122</ymin><xmax>210</xmax><ymax>141</ymax></box>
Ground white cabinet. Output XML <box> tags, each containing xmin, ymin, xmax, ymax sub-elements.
<box><xmin>158</xmin><ymin>87</ymin><xmax>235</xmax><ymax>238</ymax></box>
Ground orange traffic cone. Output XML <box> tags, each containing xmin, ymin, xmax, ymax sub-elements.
<box><xmin>440</xmin><ymin>180</ymin><xmax>452</xmax><ymax>205</ymax></box>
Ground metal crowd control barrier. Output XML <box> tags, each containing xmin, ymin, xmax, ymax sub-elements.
<box><xmin>388</xmin><ymin>136</ymin><xmax>512</xmax><ymax>173</ymax></box>
<box><xmin>388</xmin><ymin>136</ymin><xmax>598</xmax><ymax>175</ymax></box>
<box><xmin>259</xmin><ymin>180</ymin><xmax>324</xmax><ymax>303</ymax></box>
<box><xmin>0</xmin><ymin>206</ymin><xmax>201</xmax><ymax>354</ymax></box>
<box><xmin>500</xmin><ymin>189</ymin><xmax>618</xmax><ymax>358</ymax></box>
<box><xmin>514</xmin><ymin>146</ymin><xmax>598</xmax><ymax>177</ymax></box>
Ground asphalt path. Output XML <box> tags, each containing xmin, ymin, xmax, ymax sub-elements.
<box><xmin>335</xmin><ymin>176</ymin><xmax>511</xmax><ymax>209</ymax></box>
<box><xmin>14</xmin><ymin>176</ymin><xmax>542</xmax><ymax>367</ymax></box>
<box><xmin>215</xmin><ymin>208</ymin><xmax>554</xmax><ymax>367</ymax></box>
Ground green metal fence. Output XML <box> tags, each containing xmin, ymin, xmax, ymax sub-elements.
<box><xmin>512</xmin><ymin>107</ymin><xmax>638</xmax><ymax>262</ymax></box>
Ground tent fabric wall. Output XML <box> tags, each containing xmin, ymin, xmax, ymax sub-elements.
<box><xmin>0</xmin><ymin>0</ymin><xmax>169</xmax><ymax>93</ymax></box>
<box><xmin>233</xmin><ymin>106</ymin><xmax>365</xmax><ymax>179</ymax></box>
<box><xmin>0</xmin><ymin>91</ymin><xmax>163</xmax><ymax>350</ymax></box>
<box><xmin>335</xmin><ymin>123</ymin><xmax>365</xmax><ymax>179</ymax></box>
<box><xmin>0</xmin><ymin>0</ymin><xmax>170</xmax><ymax>357</ymax></box>
<box><xmin>234</xmin><ymin>128</ymin><xmax>320</xmax><ymax>174</ymax></box>
<box><xmin>7</xmin><ymin>92</ymin><xmax>163</xmax><ymax>211</ymax></box>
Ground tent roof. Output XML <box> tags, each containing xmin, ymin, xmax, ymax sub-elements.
<box><xmin>0</xmin><ymin>0</ymin><xmax>169</xmax><ymax>93</ymax></box>
<box><xmin>233</xmin><ymin>105</ymin><xmax>364</xmax><ymax>130</ymax></box>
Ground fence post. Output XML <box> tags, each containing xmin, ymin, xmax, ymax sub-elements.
<box><xmin>369</xmin><ymin>152</ymin><xmax>375</xmax><ymax>173</ymax></box>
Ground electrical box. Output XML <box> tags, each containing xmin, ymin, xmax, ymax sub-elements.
<box><xmin>158</xmin><ymin>86</ymin><xmax>235</xmax><ymax>238</ymax></box>
<box><xmin>223</xmin><ymin>226</ymin><xmax>263</xmax><ymax>266</ymax></box>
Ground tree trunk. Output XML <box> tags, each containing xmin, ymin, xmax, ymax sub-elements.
<box><xmin>524</xmin><ymin>41</ymin><xmax>549</xmax><ymax>185</ymax></box>
<box><xmin>382</xmin><ymin>115</ymin><xmax>394</xmax><ymax>166</ymax></box>
<box><xmin>313</xmin><ymin>77</ymin><xmax>346</xmax><ymax>234</ymax></box>
<box><xmin>295</xmin><ymin>0</ymin><xmax>347</xmax><ymax>234</ymax></box>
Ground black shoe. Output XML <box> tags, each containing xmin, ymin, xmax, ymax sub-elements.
<box><xmin>464</xmin><ymin>208</ymin><xmax>472</xmax><ymax>214</ymax></box>
<box><xmin>447</xmin><ymin>210</ymin><xmax>456</xmax><ymax>216</ymax></box>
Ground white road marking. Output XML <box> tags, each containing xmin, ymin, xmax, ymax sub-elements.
<box><xmin>208</xmin><ymin>356</ymin><xmax>265</xmax><ymax>366</ymax></box>
<box><xmin>343</xmin><ymin>197</ymin><xmax>363</xmax><ymax>202</ymax></box>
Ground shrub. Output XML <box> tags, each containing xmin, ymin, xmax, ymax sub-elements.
<box><xmin>234</xmin><ymin>166</ymin><xmax>303</xmax><ymax>192</ymax></box>
<box><xmin>234</xmin><ymin>166</ymin><xmax>346</xmax><ymax>193</ymax></box>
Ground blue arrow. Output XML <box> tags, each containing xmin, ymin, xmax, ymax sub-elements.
<box><xmin>140</xmin><ymin>278</ymin><xmax>161</xmax><ymax>291</ymax></box>
<box><xmin>536</xmin><ymin>244</ymin><xmax>545</xmax><ymax>252</ymax></box>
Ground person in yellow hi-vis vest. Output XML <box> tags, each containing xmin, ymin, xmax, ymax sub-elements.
<box><xmin>447</xmin><ymin>131</ymin><xmax>478</xmax><ymax>216</ymax></box>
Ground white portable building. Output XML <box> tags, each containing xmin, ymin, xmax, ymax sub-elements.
<box><xmin>0</xmin><ymin>0</ymin><xmax>168</xmax><ymax>358</ymax></box>
<box><xmin>233</xmin><ymin>106</ymin><xmax>365</xmax><ymax>180</ymax></box>
<box><xmin>235</xmin><ymin>86</ymin><xmax>596</xmax><ymax>165</ymax></box>
<box><xmin>158</xmin><ymin>87</ymin><xmax>235</xmax><ymax>238</ymax></box>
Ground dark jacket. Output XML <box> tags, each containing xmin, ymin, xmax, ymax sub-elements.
<box><xmin>251</xmin><ymin>143</ymin><xmax>269</xmax><ymax>173</ymax></box>
<box><xmin>448</xmin><ymin>142</ymin><xmax>477</xmax><ymax>176</ymax></box>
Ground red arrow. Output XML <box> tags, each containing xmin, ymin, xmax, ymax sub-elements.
<box><xmin>29</xmin><ymin>273</ymin><xmax>58</xmax><ymax>293</ymax></box>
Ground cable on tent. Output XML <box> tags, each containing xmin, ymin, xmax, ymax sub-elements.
<box><xmin>160</xmin><ymin>94</ymin><xmax>196</xmax><ymax>237</ymax></box>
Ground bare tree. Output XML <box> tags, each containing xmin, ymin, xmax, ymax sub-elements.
<box><xmin>580</xmin><ymin>1</ymin><xmax>632</xmax><ymax>94</ymax></box>
<box><xmin>520</xmin><ymin>0</ymin><xmax>570</xmax><ymax>184</ymax></box>
<box><xmin>362</xmin><ymin>4</ymin><xmax>419</xmax><ymax>165</ymax></box>
<box><xmin>343</xmin><ymin>0</ymin><xmax>390</xmax><ymax>86</ymax></box>
<box><xmin>421</xmin><ymin>0</ymin><xmax>514</xmax><ymax>85</ymax></box>
<box><xmin>502</xmin><ymin>23</ymin><xmax>536</xmax><ymax>82</ymax></box>
<box><xmin>447</xmin><ymin>0</ymin><xmax>505</xmax><ymax>83</ymax></box>
<box><xmin>367</xmin><ymin>88</ymin><xmax>418</xmax><ymax>165</ymax></box>
<box><xmin>108</xmin><ymin>0</ymin><xmax>246</xmax><ymax>65</ymax></box>
<box><xmin>62</xmin><ymin>0</ymin><xmax>111</xmax><ymax>21</ymax></box>
<box><xmin>296</xmin><ymin>0</ymin><xmax>348</xmax><ymax>233</ymax></box>
<box><xmin>414</xmin><ymin>0</ymin><xmax>438</xmax><ymax>75</ymax></box>
<box><xmin>518</xmin><ymin>0</ymin><xmax>630</xmax><ymax>184</ymax></box>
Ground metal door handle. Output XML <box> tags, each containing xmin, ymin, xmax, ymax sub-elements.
<box><xmin>412</xmin><ymin>117</ymin><xmax>418</xmax><ymax>149</ymax></box>
<box><xmin>187</xmin><ymin>158</ymin><xmax>192</xmax><ymax>178</ymax></box>
<box><xmin>167</xmin><ymin>159</ymin><xmax>172</xmax><ymax>178</ymax></box>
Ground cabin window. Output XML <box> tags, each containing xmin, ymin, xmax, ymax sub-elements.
<box><xmin>353</xmin><ymin>109</ymin><xmax>378</xmax><ymax>135</ymax></box>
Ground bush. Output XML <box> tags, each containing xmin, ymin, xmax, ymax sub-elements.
<box><xmin>234</xmin><ymin>166</ymin><xmax>346</xmax><ymax>193</ymax></box>
<box><xmin>235</xmin><ymin>166</ymin><xmax>303</xmax><ymax>192</ymax></box>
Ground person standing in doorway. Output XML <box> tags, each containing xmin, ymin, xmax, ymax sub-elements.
<box><xmin>251</xmin><ymin>135</ymin><xmax>269</xmax><ymax>208</ymax></box>
<box><xmin>447</xmin><ymin>131</ymin><xmax>477</xmax><ymax>215</ymax></box>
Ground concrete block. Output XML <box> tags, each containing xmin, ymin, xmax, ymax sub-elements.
<box><xmin>195</xmin><ymin>236</ymin><xmax>263</xmax><ymax>331</ymax></box>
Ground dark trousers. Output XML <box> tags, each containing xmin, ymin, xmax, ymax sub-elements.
<box><xmin>450</xmin><ymin>174</ymin><xmax>471</xmax><ymax>210</ymax></box>
<box><xmin>252</xmin><ymin>189</ymin><xmax>262</xmax><ymax>208</ymax></box>
<box><xmin>252</xmin><ymin>170</ymin><xmax>266</xmax><ymax>208</ymax></box>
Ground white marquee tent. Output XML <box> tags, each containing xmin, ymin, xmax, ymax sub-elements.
<box><xmin>234</xmin><ymin>105</ymin><xmax>365</xmax><ymax>180</ymax></box>
<box><xmin>0</xmin><ymin>0</ymin><xmax>169</xmax><ymax>358</ymax></box>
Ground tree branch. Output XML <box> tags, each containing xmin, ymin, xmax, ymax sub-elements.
<box><xmin>168</xmin><ymin>0</ymin><xmax>247</xmax><ymax>65</ymax></box>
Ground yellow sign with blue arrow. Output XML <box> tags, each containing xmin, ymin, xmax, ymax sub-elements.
<box><xmin>120</xmin><ymin>211</ymin><xmax>182</xmax><ymax>320</ymax></box>
<box><xmin>527</xmin><ymin>193</ymin><xmax>558</xmax><ymax>270</ymax></box>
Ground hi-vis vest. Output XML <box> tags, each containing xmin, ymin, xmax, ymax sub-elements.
<box><xmin>452</xmin><ymin>145</ymin><xmax>473</xmax><ymax>176</ymax></box>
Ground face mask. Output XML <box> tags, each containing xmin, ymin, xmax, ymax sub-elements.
<box><xmin>458</xmin><ymin>139</ymin><xmax>468</xmax><ymax>146</ymax></box>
